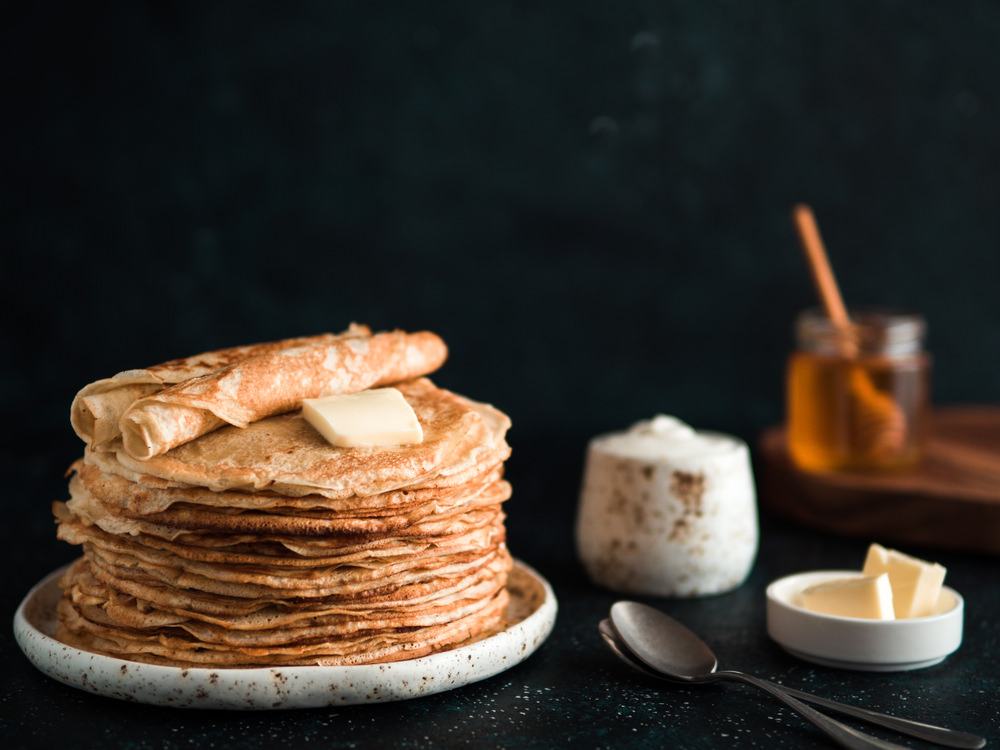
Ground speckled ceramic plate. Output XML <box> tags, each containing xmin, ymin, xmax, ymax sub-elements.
<box><xmin>14</xmin><ymin>559</ymin><xmax>556</xmax><ymax>709</ymax></box>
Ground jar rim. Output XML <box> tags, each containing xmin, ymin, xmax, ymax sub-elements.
<box><xmin>795</xmin><ymin>307</ymin><xmax>926</xmax><ymax>353</ymax></box>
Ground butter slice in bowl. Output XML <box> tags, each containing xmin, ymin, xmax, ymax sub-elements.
<box><xmin>799</xmin><ymin>573</ymin><xmax>895</xmax><ymax>620</ymax></box>
<box><xmin>303</xmin><ymin>388</ymin><xmax>423</xmax><ymax>448</ymax></box>
<box><xmin>862</xmin><ymin>543</ymin><xmax>947</xmax><ymax>619</ymax></box>
<box><xmin>766</xmin><ymin>545</ymin><xmax>964</xmax><ymax>671</ymax></box>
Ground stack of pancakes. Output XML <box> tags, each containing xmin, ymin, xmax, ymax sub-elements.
<box><xmin>53</xmin><ymin>328</ymin><xmax>513</xmax><ymax>667</ymax></box>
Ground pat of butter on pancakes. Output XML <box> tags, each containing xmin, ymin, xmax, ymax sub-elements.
<box><xmin>303</xmin><ymin>387</ymin><xmax>423</xmax><ymax>448</ymax></box>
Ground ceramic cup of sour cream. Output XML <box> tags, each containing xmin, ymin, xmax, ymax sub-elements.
<box><xmin>575</xmin><ymin>415</ymin><xmax>759</xmax><ymax>597</ymax></box>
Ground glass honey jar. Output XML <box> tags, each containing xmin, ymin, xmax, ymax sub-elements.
<box><xmin>786</xmin><ymin>308</ymin><xmax>931</xmax><ymax>473</ymax></box>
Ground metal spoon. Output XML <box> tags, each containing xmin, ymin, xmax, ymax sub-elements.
<box><xmin>608</xmin><ymin>601</ymin><xmax>981</xmax><ymax>750</ymax></box>
<box><xmin>599</xmin><ymin>619</ymin><xmax>985</xmax><ymax>749</ymax></box>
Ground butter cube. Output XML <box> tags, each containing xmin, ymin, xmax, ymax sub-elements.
<box><xmin>800</xmin><ymin>574</ymin><xmax>895</xmax><ymax>620</ymax></box>
<box><xmin>862</xmin><ymin>543</ymin><xmax>946</xmax><ymax>619</ymax></box>
<box><xmin>302</xmin><ymin>388</ymin><xmax>423</xmax><ymax>448</ymax></box>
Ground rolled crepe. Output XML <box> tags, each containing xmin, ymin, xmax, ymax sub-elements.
<box><xmin>72</xmin><ymin>325</ymin><xmax>450</xmax><ymax>460</ymax></box>
<box><xmin>118</xmin><ymin>329</ymin><xmax>449</xmax><ymax>460</ymax></box>
<box><xmin>71</xmin><ymin>326</ymin><xmax>370</xmax><ymax>451</ymax></box>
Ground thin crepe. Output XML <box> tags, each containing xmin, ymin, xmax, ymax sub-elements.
<box><xmin>96</xmin><ymin>378</ymin><xmax>511</xmax><ymax>498</ymax></box>
<box><xmin>71</xmin><ymin>325</ymin><xmax>370</xmax><ymax>451</ymax></box>
<box><xmin>72</xmin><ymin>325</ymin><xmax>450</xmax><ymax>460</ymax></box>
<box><xmin>56</xmin><ymin>566</ymin><xmax>510</xmax><ymax>668</ymax></box>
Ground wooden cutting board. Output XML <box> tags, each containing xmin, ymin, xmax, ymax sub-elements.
<box><xmin>756</xmin><ymin>406</ymin><xmax>1000</xmax><ymax>555</ymax></box>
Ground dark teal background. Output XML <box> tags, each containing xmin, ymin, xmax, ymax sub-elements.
<box><xmin>2</xmin><ymin>4</ymin><xmax>999</xmax><ymax>747</ymax></box>
<box><xmin>5</xmin><ymin>2</ymin><xmax>999</xmax><ymax>452</ymax></box>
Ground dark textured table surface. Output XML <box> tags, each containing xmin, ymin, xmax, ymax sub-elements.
<box><xmin>3</xmin><ymin>440</ymin><xmax>998</xmax><ymax>750</ymax></box>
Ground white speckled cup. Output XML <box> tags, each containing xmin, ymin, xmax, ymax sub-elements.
<box><xmin>575</xmin><ymin>416</ymin><xmax>758</xmax><ymax>597</ymax></box>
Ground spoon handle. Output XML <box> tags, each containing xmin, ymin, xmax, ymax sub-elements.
<box><xmin>762</xmin><ymin>679</ymin><xmax>985</xmax><ymax>749</ymax></box>
<box><xmin>718</xmin><ymin>671</ymin><xmax>914</xmax><ymax>750</ymax></box>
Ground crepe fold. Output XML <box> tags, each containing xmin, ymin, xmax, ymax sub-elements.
<box><xmin>71</xmin><ymin>325</ymin><xmax>449</xmax><ymax>460</ymax></box>
<box><xmin>54</xmin><ymin>354</ymin><xmax>516</xmax><ymax>669</ymax></box>
<box><xmin>71</xmin><ymin>326</ymin><xmax>368</xmax><ymax>452</ymax></box>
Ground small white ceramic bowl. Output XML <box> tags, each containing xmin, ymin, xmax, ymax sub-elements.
<box><xmin>766</xmin><ymin>570</ymin><xmax>964</xmax><ymax>672</ymax></box>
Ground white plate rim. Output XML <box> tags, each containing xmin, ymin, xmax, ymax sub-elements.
<box><xmin>13</xmin><ymin>558</ymin><xmax>557</xmax><ymax>709</ymax></box>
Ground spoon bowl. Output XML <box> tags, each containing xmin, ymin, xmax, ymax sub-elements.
<box><xmin>609</xmin><ymin>601</ymin><xmax>719</xmax><ymax>681</ymax></box>
<box><xmin>598</xmin><ymin>619</ymin><xmax>661</xmax><ymax>680</ymax></box>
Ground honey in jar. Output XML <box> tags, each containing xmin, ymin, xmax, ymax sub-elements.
<box><xmin>786</xmin><ymin>308</ymin><xmax>930</xmax><ymax>473</ymax></box>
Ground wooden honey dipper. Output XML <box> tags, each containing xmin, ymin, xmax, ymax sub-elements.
<box><xmin>792</xmin><ymin>204</ymin><xmax>908</xmax><ymax>464</ymax></box>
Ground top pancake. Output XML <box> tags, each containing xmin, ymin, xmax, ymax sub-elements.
<box><xmin>86</xmin><ymin>378</ymin><xmax>511</xmax><ymax>499</ymax></box>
